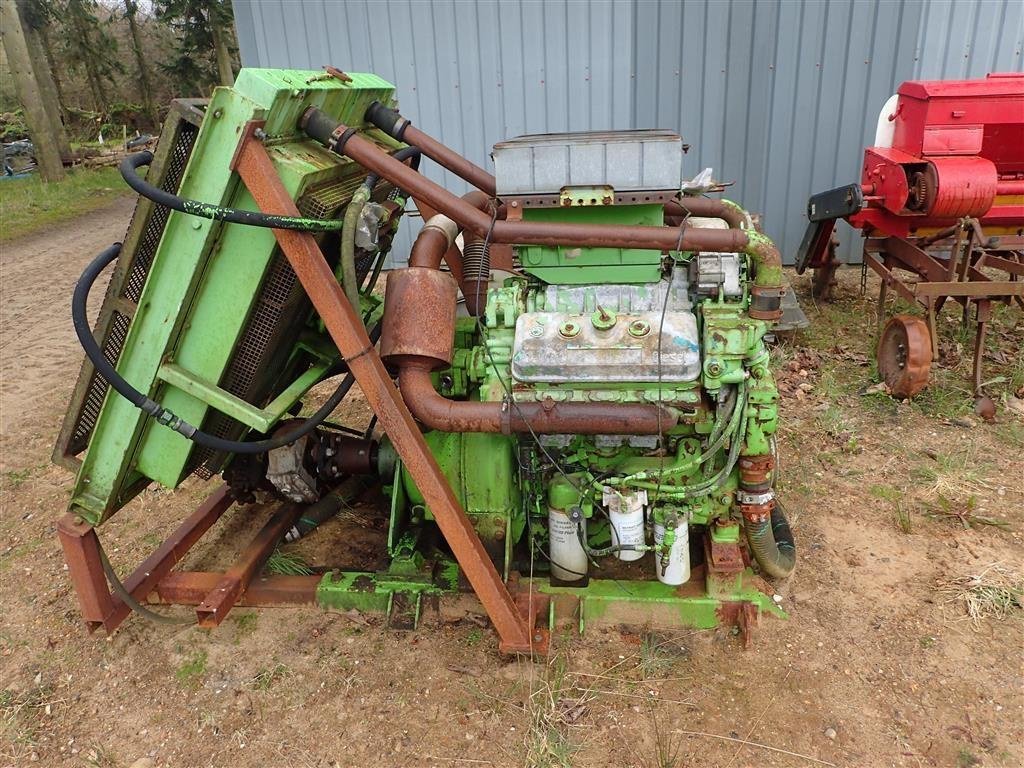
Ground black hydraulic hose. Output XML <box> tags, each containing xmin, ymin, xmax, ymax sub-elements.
<box><xmin>569</xmin><ymin>506</ymin><xmax>652</xmax><ymax>559</ymax></box>
<box><xmin>363</xmin><ymin>101</ymin><xmax>411</xmax><ymax>141</ymax></box>
<box><xmin>119</xmin><ymin>152</ymin><xmax>343</xmax><ymax>232</ymax></box>
<box><xmin>98</xmin><ymin>536</ymin><xmax>194</xmax><ymax>625</ymax></box>
<box><xmin>74</xmin><ymin>244</ymin><xmax>380</xmax><ymax>455</ymax></box>
<box><xmin>745</xmin><ymin>499</ymin><xmax>797</xmax><ymax>580</ymax></box>
<box><xmin>365</xmin><ymin>145</ymin><xmax>421</xmax><ymax>189</ymax></box>
<box><xmin>283</xmin><ymin>476</ymin><xmax>367</xmax><ymax>542</ymax></box>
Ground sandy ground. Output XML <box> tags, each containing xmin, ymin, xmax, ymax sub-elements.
<box><xmin>1</xmin><ymin>203</ymin><xmax>1022</xmax><ymax>768</ymax></box>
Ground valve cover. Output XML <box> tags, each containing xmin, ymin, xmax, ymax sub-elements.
<box><xmin>510</xmin><ymin>309</ymin><xmax>701</xmax><ymax>383</ymax></box>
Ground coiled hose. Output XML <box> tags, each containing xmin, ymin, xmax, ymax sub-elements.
<box><xmin>745</xmin><ymin>498</ymin><xmax>796</xmax><ymax>579</ymax></box>
<box><xmin>340</xmin><ymin>146</ymin><xmax>422</xmax><ymax>309</ymax></box>
<box><xmin>74</xmin><ymin>244</ymin><xmax>380</xmax><ymax>455</ymax></box>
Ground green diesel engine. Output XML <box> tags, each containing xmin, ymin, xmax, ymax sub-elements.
<box><xmin>57</xmin><ymin>70</ymin><xmax>792</xmax><ymax>646</ymax></box>
<box><xmin>375</xmin><ymin>130</ymin><xmax>794</xmax><ymax>632</ymax></box>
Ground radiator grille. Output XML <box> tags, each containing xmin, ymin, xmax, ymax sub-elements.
<box><xmin>60</xmin><ymin>115</ymin><xmax>201</xmax><ymax>460</ymax></box>
<box><xmin>124</xmin><ymin>123</ymin><xmax>198</xmax><ymax>302</ymax></box>
<box><xmin>297</xmin><ymin>176</ymin><xmax>364</xmax><ymax>219</ymax></box>
<box><xmin>188</xmin><ymin>251</ymin><xmax>307</xmax><ymax>478</ymax></box>
<box><xmin>69</xmin><ymin>312</ymin><xmax>131</xmax><ymax>453</ymax></box>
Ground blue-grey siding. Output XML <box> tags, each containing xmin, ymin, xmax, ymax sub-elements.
<box><xmin>233</xmin><ymin>0</ymin><xmax>1023</xmax><ymax>264</ymax></box>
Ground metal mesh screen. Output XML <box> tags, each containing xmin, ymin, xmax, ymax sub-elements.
<box><xmin>297</xmin><ymin>176</ymin><xmax>364</xmax><ymax>219</ymax></box>
<box><xmin>69</xmin><ymin>312</ymin><xmax>130</xmax><ymax>454</ymax></box>
<box><xmin>64</xmin><ymin>119</ymin><xmax>200</xmax><ymax>456</ymax></box>
<box><xmin>188</xmin><ymin>251</ymin><xmax>305</xmax><ymax>478</ymax></box>
<box><xmin>124</xmin><ymin>122</ymin><xmax>199</xmax><ymax>302</ymax></box>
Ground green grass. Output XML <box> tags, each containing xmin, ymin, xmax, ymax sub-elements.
<box><xmin>958</xmin><ymin>747</ymin><xmax>981</xmax><ymax>767</ymax></box>
<box><xmin>174</xmin><ymin>651</ymin><xmax>208</xmax><ymax>688</ymax></box>
<box><xmin>638</xmin><ymin>631</ymin><xmax>677</xmax><ymax>679</ymax></box>
<box><xmin>252</xmin><ymin>663</ymin><xmax>290</xmax><ymax>691</ymax></box>
<box><xmin>525</xmin><ymin>653</ymin><xmax>583</xmax><ymax>768</ymax></box>
<box><xmin>265</xmin><ymin>548</ymin><xmax>313</xmax><ymax>576</ymax></box>
<box><xmin>2</xmin><ymin>467</ymin><xmax>33</xmax><ymax>489</ymax></box>
<box><xmin>0</xmin><ymin>165</ymin><xmax>128</xmax><ymax>242</ymax></box>
<box><xmin>232</xmin><ymin>611</ymin><xmax>258</xmax><ymax>638</ymax></box>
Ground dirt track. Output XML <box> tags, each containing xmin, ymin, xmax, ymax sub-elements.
<box><xmin>0</xmin><ymin>206</ymin><xmax>1022</xmax><ymax>768</ymax></box>
<box><xmin>0</xmin><ymin>198</ymin><xmax>134</xmax><ymax>444</ymax></box>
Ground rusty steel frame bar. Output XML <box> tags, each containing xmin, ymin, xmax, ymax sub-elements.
<box><xmin>103</xmin><ymin>486</ymin><xmax>232</xmax><ymax>631</ymax></box>
<box><xmin>57</xmin><ymin>516</ymin><xmax>117</xmax><ymax>630</ymax></box>
<box><xmin>195</xmin><ymin>501</ymin><xmax>303</xmax><ymax>627</ymax></box>
<box><xmin>58</xmin><ymin>485</ymin><xmax>234</xmax><ymax>633</ymax></box>
<box><xmin>157</xmin><ymin>571</ymin><xmax>320</xmax><ymax>606</ymax></box>
<box><xmin>232</xmin><ymin>126</ymin><xmax>546</xmax><ymax>655</ymax></box>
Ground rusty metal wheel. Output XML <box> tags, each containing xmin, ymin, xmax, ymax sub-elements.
<box><xmin>877</xmin><ymin>314</ymin><xmax>932</xmax><ymax>398</ymax></box>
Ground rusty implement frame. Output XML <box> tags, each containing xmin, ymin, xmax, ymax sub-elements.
<box><xmin>195</xmin><ymin>501</ymin><xmax>303</xmax><ymax>627</ymax></box>
<box><xmin>231</xmin><ymin>125</ymin><xmax>548</xmax><ymax>656</ymax></box>
<box><xmin>865</xmin><ymin>220</ymin><xmax>1024</xmax><ymax>394</ymax></box>
<box><xmin>58</xmin><ymin>486</ymin><xmax>234</xmax><ymax>632</ymax></box>
<box><xmin>58</xmin><ymin>487</ymin><xmax>323</xmax><ymax>633</ymax></box>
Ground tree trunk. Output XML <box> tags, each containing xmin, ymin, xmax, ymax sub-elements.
<box><xmin>0</xmin><ymin>0</ymin><xmax>65</xmax><ymax>181</ymax></box>
<box><xmin>20</xmin><ymin>14</ymin><xmax>71</xmax><ymax>159</ymax></box>
<box><xmin>124</xmin><ymin>0</ymin><xmax>154</xmax><ymax>119</ymax></box>
<box><xmin>84</xmin><ymin>54</ymin><xmax>108</xmax><ymax>113</ymax></box>
<box><xmin>211</xmin><ymin>23</ymin><xmax>234</xmax><ymax>86</ymax></box>
<box><xmin>37</xmin><ymin>25</ymin><xmax>66</xmax><ymax>119</ymax></box>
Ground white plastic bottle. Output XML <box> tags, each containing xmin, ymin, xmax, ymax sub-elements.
<box><xmin>548</xmin><ymin>506</ymin><xmax>588</xmax><ymax>582</ymax></box>
<box><xmin>603</xmin><ymin>487</ymin><xmax>647</xmax><ymax>561</ymax></box>
<box><xmin>654</xmin><ymin>515</ymin><xmax>690</xmax><ymax>585</ymax></box>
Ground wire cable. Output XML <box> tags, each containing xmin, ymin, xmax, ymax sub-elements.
<box><xmin>98</xmin><ymin>538</ymin><xmax>195</xmax><ymax>625</ymax></box>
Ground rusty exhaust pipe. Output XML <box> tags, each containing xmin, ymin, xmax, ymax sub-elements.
<box><xmin>300</xmin><ymin>108</ymin><xmax>784</xmax><ymax>319</ymax></box>
<box><xmin>299</xmin><ymin>111</ymin><xmax>778</xmax><ymax>303</ymax></box>
<box><xmin>398</xmin><ymin>365</ymin><xmax>678</xmax><ymax>435</ymax></box>
<box><xmin>382</xmin><ymin>217</ymin><xmax>680</xmax><ymax>434</ymax></box>
<box><xmin>364</xmin><ymin>101</ymin><xmax>497</xmax><ymax>196</ymax></box>
<box><xmin>664</xmin><ymin>197</ymin><xmax>746</xmax><ymax>229</ymax></box>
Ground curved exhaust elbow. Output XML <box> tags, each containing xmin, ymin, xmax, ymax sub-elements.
<box><xmin>744</xmin><ymin>231</ymin><xmax>785</xmax><ymax>321</ymax></box>
<box><xmin>409</xmin><ymin>214</ymin><xmax>459</xmax><ymax>269</ymax></box>
<box><xmin>665</xmin><ymin>197</ymin><xmax>746</xmax><ymax>229</ymax></box>
<box><xmin>398</xmin><ymin>366</ymin><xmax>679</xmax><ymax>435</ymax></box>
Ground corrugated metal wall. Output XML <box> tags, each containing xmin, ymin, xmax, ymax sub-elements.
<box><xmin>233</xmin><ymin>0</ymin><xmax>1023</xmax><ymax>264</ymax></box>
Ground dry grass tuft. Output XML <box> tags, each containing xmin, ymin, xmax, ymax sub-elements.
<box><xmin>937</xmin><ymin>563</ymin><xmax>1024</xmax><ymax>627</ymax></box>
<box><xmin>524</xmin><ymin>653</ymin><xmax>593</xmax><ymax>768</ymax></box>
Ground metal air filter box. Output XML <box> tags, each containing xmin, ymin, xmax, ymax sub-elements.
<box><xmin>492</xmin><ymin>130</ymin><xmax>684</xmax><ymax>197</ymax></box>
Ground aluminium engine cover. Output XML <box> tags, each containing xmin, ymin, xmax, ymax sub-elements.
<box><xmin>511</xmin><ymin>310</ymin><xmax>700</xmax><ymax>383</ymax></box>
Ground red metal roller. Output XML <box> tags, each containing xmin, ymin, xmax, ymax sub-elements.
<box><xmin>924</xmin><ymin>156</ymin><xmax>998</xmax><ymax>218</ymax></box>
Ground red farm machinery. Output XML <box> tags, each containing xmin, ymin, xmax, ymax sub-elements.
<box><xmin>797</xmin><ymin>73</ymin><xmax>1024</xmax><ymax>399</ymax></box>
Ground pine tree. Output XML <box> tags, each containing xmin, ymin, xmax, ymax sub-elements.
<box><xmin>56</xmin><ymin>0</ymin><xmax>123</xmax><ymax>113</ymax></box>
<box><xmin>15</xmin><ymin>0</ymin><xmax>71</xmax><ymax>156</ymax></box>
<box><xmin>155</xmin><ymin>0</ymin><xmax>237</xmax><ymax>96</ymax></box>
<box><xmin>0</xmin><ymin>0</ymin><xmax>65</xmax><ymax>179</ymax></box>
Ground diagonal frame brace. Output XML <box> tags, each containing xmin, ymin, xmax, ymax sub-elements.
<box><xmin>231</xmin><ymin>125</ymin><xmax>547</xmax><ymax>656</ymax></box>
